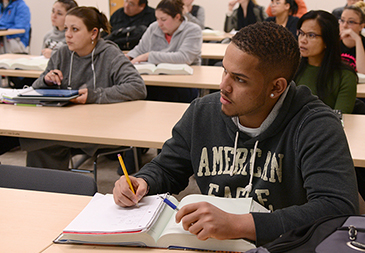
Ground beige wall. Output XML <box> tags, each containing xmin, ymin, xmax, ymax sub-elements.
<box><xmin>27</xmin><ymin>0</ymin><xmax>345</xmax><ymax>55</ymax></box>
<box><xmin>25</xmin><ymin>0</ymin><xmax>109</xmax><ymax>55</ymax></box>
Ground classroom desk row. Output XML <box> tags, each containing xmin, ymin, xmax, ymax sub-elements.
<box><xmin>0</xmin><ymin>65</ymin><xmax>223</xmax><ymax>89</ymax></box>
<box><xmin>0</xmin><ymin>187</ymin><xmax>181</xmax><ymax>253</ymax></box>
<box><xmin>0</xmin><ymin>101</ymin><xmax>364</xmax><ymax>168</ymax></box>
<box><xmin>123</xmin><ymin>43</ymin><xmax>228</xmax><ymax>60</ymax></box>
<box><xmin>0</xmin><ymin>100</ymin><xmax>187</xmax><ymax>149</ymax></box>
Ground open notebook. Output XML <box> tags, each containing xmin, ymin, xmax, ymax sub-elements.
<box><xmin>54</xmin><ymin>193</ymin><xmax>269</xmax><ymax>252</ymax></box>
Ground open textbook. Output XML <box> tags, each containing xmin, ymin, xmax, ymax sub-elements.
<box><xmin>54</xmin><ymin>193</ymin><xmax>268</xmax><ymax>252</ymax></box>
<box><xmin>0</xmin><ymin>56</ymin><xmax>48</xmax><ymax>71</ymax></box>
<box><xmin>134</xmin><ymin>63</ymin><xmax>193</xmax><ymax>75</ymax></box>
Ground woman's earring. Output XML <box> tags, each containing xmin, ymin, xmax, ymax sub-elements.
<box><xmin>270</xmin><ymin>93</ymin><xmax>274</xmax><ymax>98</ymax></box>
<box><xmin>91</xmin><ymin>39</ymin><xmax>94</xmax><ymax>45</ymax></box>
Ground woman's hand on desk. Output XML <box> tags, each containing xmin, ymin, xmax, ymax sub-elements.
<box><xmin>69</xmin><ymin>88</ymin><xmax>87</xmax><ymax>104</ymax></box>
<box><xmin>44</xmin><ymin>69</ymin><xmax>63</xmax><ymax>87</ymax></box>
<box><xmin>113</xmin><ymin>176</ymin><xmax>148</xmax><ymax>207</ymax></box>
<box><xmin>131</xmin><ymin>53</ymin><xmax>149</xmax><ymax>64</ymax></box>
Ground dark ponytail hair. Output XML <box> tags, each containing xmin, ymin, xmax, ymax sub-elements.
<box><xmin>286</xmin><ymin>0</ymin><xmax>298</xmax><ymax>16</ymax></box>
<box><xmin>67</xmin><ymin>6</ymin><xmax>111</xmax><ymax>37</ymax></box>
<box><xmin>56</xmin><ymin>0</ymin><xmax>78</xmax><ymax>11</ymax></box>
<box><xmin>156</xmin><ymin>0</ymin><xmax>184</xmax><ymax>21</ymax></box>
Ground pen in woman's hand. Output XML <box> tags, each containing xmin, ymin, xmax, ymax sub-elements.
<box><xmin>52</xmin><ymin>71</ymin><xmax>61</xmax><ymax>88</ymax></box>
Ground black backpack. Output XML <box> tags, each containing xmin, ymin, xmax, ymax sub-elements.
<box><xmin>247</xmin><ymin>215</ymin><xmax>365</xmax><ymax>253</ymax></box>
<box><xmin>104</xmin><ymin>25</ymin><xmax>147</xmax><ymax>50</ymax></box>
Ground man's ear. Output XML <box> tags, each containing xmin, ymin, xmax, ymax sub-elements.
<box><xmin>270</xmin><ymin>77</ymin><xmax>287</xmax><ymax>99</ymax></box>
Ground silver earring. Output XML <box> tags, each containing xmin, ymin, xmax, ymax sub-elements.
<box><xmin>270</xmin><ymin>93</ymin><xmax>274</xmax><ymax>98</ymax></box>
<box><xmin>91</xmin><ymin>39</ymin><xmax>94</xmax><ymax>45</ymax></box>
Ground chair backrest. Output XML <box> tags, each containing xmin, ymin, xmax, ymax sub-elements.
<box><xmin>352</xmin><ymin>98</ymin><xmax>365</xmax><ymax>114</ymax></box>
<box><xmin>0</xmin><ymin>164</ymin><xmax>97</xmax><ymax>196</ymax></box>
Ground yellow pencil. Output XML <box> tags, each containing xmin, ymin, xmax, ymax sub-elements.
<box><xmin>117</xmin><ymin>153</ymin><xmax>136</xmax><ymax>194</ymax></box>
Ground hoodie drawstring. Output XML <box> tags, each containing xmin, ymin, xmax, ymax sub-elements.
<box><xmin>91</xmin><ymin>48</ymin><xmax>96</xmax><ymax>90</ymax></box>
<box><xmin>230</xmin><ymin>130</ymin><xmax>240</xmax><ymax>176</ymax></box>
<box><xmin>68</xmin><ymin>49</ymin><xmax>96</xmax><ymax>90</ymax></box>
<box><xmin>230</xmin><ymin>117</ymin><xmax>259</xmax><ymax>195</ymax></box>
<box><xmin>68</xmin><ymin>51</ymin><xmax>75</xmax><ymax>89</ymax></box>
<box><xmin>245</xmin><ymin>140</ymin><xmax>259</xmax><ymax>193</ymax></box>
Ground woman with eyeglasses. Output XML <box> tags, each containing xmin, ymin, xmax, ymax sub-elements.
<box><xmin>294</xmin><ymin>10</ymin><xmax>357</xmax><ymax>114</ymax></box>
<box><xmin>339</xmin><ymin>5</ymin><xmax>365</xmax><ymax>74</ymax></box>
<box><xmin>265</xmin><ymin>0</ymin><xmax>299</xmax><ymax>38</ymax></box>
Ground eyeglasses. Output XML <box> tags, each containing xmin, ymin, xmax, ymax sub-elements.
<box><xmin>338</xmin><ymin>19</ymin><xmax>361</xmax><ymax>26</ymax></box>
<box><xmin>297</xmin><ymin>30</ymin><xmax>322</xmax><ymax>40</ymax></box>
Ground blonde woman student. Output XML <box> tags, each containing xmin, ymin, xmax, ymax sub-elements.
<box><xmin>340</xmin><ymin>5</ymin><xmax>365</xmax><ymax>74</ymax></box>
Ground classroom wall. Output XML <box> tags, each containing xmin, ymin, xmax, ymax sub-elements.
<box><xmin>25</xmin><ymin>0</ymin><xmax>109</xmax><ymax>55</ymax></box>
<box><xmin>27</xmin><ymin>0</ymin><xmax>345</xmax><ymax>55</ymax></box>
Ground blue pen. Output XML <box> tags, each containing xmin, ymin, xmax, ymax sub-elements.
<box><xmin>159</xmin><ymin>195</ymin><xmax>180</xmax><ymax>211</ymax></box>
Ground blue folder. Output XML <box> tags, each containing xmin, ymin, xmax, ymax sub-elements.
<box><xmin>19</xmin><ymin>89</ymin><xmax>79</xmax><ymax>97</ymax></box>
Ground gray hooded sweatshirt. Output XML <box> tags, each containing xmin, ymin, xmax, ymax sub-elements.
<box><xmin>42</xmin><ymin>26</ymin><xmax>66</xmax><ymax>56</ymax></box>
<box><xmin>32</xmin><ymin>39</ymin><xmax>146</xmax><ymax>103</ymax></box>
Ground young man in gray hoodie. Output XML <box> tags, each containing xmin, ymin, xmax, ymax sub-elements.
<box><xmin>113</xmin><ymin>21</ymin><xmax>359</xmax><ymax>246</ymax></box>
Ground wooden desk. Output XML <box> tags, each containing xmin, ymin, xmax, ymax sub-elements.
<box><xmin>142</xmin><ymin>65</ymin><xmax>222</xmax><ymax>89</ymax></box>
<box><xmin>0</xmin><ymin>187</ymin><xmax>91</xmax><ymax>253</ymax></box>
<box><xmin>343</xmin><ymin>114</ymin><xmax>365</xmax><ymax>168</ymax></box>
<box><xmin>357</xmin><ymin>84</ymin><xmax>365</xmax><ymax>98</ymax></box>
<box><xmin>0</xmin><ymin>188</ymin><xmax>184</xmax><ymax>253</ymax></box>
<box><xmin>201</xmin><ymin>43</ymin><xmax>227</xmax><ymax>60</ymax></box>
<box><xmin>0</xmin><ymin>100</ymin><xmax>189</xmax><ymax>149</ymax></box>
<box><xmin>202</xmin><ymin>32</ymin><xmax>232</xmax><ymax>42</ymax></box>
<box><xmin>0</xmin><ymin>54</ymin><xmax>223</xmax><ymax>90</ymax></box>
<box><xmin>0</xmin><ymin>29</ymin><xmax>25</xmax><ymax>36</ymax></box>
<box><xmin>0</xmin><ymin>66</ymin><xmax>223</xmax><ymax>89</ymax></box>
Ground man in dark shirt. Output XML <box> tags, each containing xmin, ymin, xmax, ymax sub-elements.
<box><xmin>109</xmin><ymin>0</ymin><xmax>156</xmax><ymax>32</ymax></box>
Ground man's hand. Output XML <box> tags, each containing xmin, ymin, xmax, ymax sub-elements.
<box><xmin>175</xmin><ymin>201</ymin><xmax>256</xmax><ymax>241</ymax></box>
<box><xmin>113</xmin><ymin>176</ymin><xmax>148</xmax><ymax>207</ymax></box>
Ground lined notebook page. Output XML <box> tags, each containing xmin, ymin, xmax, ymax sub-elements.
<box><xmin>63</xmin><ymin>193</ymin><xmax>165</xmax><ymax>234</ymax></box>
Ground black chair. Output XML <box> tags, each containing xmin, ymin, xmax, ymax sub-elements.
<box><xmin>70</xmin><ymin>146</ymin><xmax>139</xmax><ymax>182</ymax></box>
<box><xmin>0</xmin><ymin>164</ymin><xmax>97</xmax><ymax>196</ymax></box>
<box><xmin>352</xmin><ymin>98</ymin><xmax>365</xmax><ymax>114</ymax></box>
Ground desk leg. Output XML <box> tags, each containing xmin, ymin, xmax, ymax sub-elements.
<box><xmin>2</xmin><ymin>36</ymin><xmax>7</xmax><ymax>53</ymax></box>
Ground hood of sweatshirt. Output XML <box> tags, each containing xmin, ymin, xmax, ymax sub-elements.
<box><xmin>222</xmin><ymin>82</ymin><xmax>321</xmax><ymax>145</ymax></box>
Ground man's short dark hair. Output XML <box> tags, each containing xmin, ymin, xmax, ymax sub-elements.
<box><xmin>231</xmin><ymin>21</ymin><xmax>300</xmax><ymax>84</ymax></box>
<box><xmin>138</xmin><ymin>0</ymin><xmax>148</xmax><ymax>6</ymax></box>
